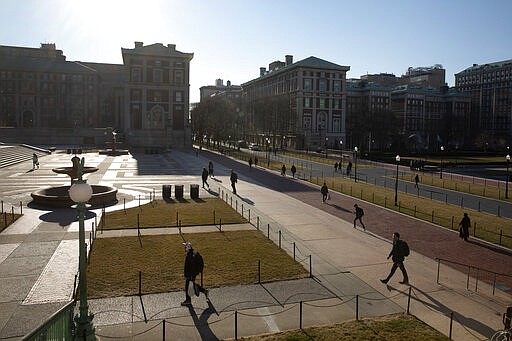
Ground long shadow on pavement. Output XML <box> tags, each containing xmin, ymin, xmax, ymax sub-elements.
<box><xmin>187</xmin><ymin>300</ymin><xmax>219</xmax><ymax>341</ymax></box>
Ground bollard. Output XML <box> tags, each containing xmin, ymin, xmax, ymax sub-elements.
<box><xmin>213</xmin><ymin>210</ymin><xmax>215</xmax><ymax>224</ymax></box>
<box><xmin>449</xmin><ymin>311</ymin><xmax>454</xmax><ymax>340</ymax></box>
<box><xmin>356</xmin><ymin>295</ymin><xmax>359</xmax><ymax>320</ymax></box>
<box><xmin>162</xmin><ymin>319</ymin><xmax>166</xmax><ymax>340</ymax></box>
<box><xmin>309</xmin><ymin>255</ymin><xmax>312</xmax><ymax>278</ymax></box>
<box><xmin>407</xmin><ymin>287</ymin><xmax>411</xmax><ymax>314</ymax></box>
<box><xmin>258</xmin><ymin>260</ymin><xmax>261</xmax><ymax>283</ymax></box>
<box><xmin>257</xmin><ymin>216</ymin><xmax>260</xmax><ymax>230</ymax></box>
<box><xmin>299</xmin><ymin>301</ymin><xmax>303</xmax><ymax>329</ymax></box>
<box><xmin>248</xmin><ymin>209</ymin><xmax>251</xmax><ymax>222</ymax></box>
<box><xmin>235</xmin><ymin>311</ymin><xmax>238</xmax><ymax>340</ymax></box>
<box><xmin>267</xmin><ymin>224</ymin><xmax>270</xmax><ymax>239</ymax></box>
<box><xmin>20</xmin><ymin>201</ymin><xmax>22</xmax><ymax>215</ymax></box>
<box><xmin>138</xmin><ymin>194</ymin><xmax>141</xmax><ymax>207</ymax></box>
<box><xmin>293</xmin><ymin>242</ymin><xmax>296</xmax><ymax>260</ymax></box>
<box><xmin>236</xmin><ymin>200</ymin><xmax>238</xmax><ymax>212</ymax></box>
<box><xmin>279</xmin><ymin>231</ymin><xmax>282</xmax><ymax>249</ymax></box>
<box><xmin>219</xmin><ymin>218</ymin><xmax>222</xmax><ymax>231</ymax></box>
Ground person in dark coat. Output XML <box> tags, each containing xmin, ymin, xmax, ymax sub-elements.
<box><xmin>380</xmin><ymin>232</ymin><xmax>409</xmax><ymax>285</ymax></box>
<box><xmin>181</xmin><ymin>242</ymin><xmax>208</xmax><ymax>306</ymax></box>
<box><xmin>346</xmin><ymin>161</ymin><xmax>352</xmax><ymax>177</ymax></box>
<box><xmin>208</xmin><ymin>161</ymin><xmax>214</xmax><ymax>177</ymax></box>
<box><xmin>201</xmin><ymin>167</ymin><xmax>209</xmax><ymax>189</ymax></box>
<box><xmin>458</xmin><ymin>213</ymin><xmax>470</xmax><ymax>241</ymax></box>
<box><xmin>281</xmin><ymin>164</ymin><xmax>286</xmax><ymax>176</ymax></box>
<box><xmin>291</xmin><ymin>164</ymin><xmax>297</xmax><ymax>178</ymax></box>
<box><xmin>254</xmin><ymin>156</ymin><xmax>258</xmax><ymax>167</ymax></box>
<box><xmin>320</xmin><ymin>182</ymin><xmax>329</xmax><ymax>203</ymax></box>
<box><xmin>414</xmin><ymin>174</ymin><xmax>420</xmax><ymax>189</ymax></box>
<box><xmin>353</xmin><ymin>204</ymin><xmax>366</xmax><ymax>230</ymax></box>
<box><xmin>248</xmin><ymin>157</ymin><xmax>253</xmax><ymax>168</ymax></box>
<box><xmin>230</xmin><ymin>169</ymin><xmax>238</xmax><ymax>194</ymax></box>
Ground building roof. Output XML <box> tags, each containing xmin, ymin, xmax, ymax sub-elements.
<box><xmin>242</xmin><ymin>56</ymin><xmax>350</xmax><ymax>87</ymax></box>
<box><xmin>391</xmin><ymin>85</ymin><xmax>468</xmax><ymax>98</ymax></box>
<box><xmin>80</xmin><ymin>62</ymin><xmax>126</xmax><ymax>83</ymax></box>
<box><xmin>0</xmin><ymin>56</ymin><xmax>95</xmax><ymax>74</ymax></box>
<box><xmin>121</xmin><ymin>43</ymin><xmax>193</xmax><ymax>61</ymax></box>
<box><xmin>455</xmin><ymin>59</ymin><xmax>512</xmax><ymax>75</ymax></box>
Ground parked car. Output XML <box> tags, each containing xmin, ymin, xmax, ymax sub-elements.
<box><xmin>249</xmin><ymin>143</ymin><xmax>260</xmax><ymax>151</ymax></box>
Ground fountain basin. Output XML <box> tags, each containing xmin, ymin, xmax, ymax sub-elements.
<box><xmin>31</xmin><ymin>185</ymin><xmax>118</xmax><ymax>208</ymax></box>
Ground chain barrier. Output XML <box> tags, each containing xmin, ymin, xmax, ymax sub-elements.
<box><xmin>95</xmin><ymin>319</ymin><xmax>163</xmax><ymax>339</ymax></box>
<box><xmin>237</xmin><ymin>304</ymin><xmax>296</xmax><ymax>317</ymax></box>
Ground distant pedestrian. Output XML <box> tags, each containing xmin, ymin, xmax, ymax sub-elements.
<box><xmin>380</xmin><ymin>232</ymin><xmax>409</xmax><ymax>285</ymax></box>
<box><xmin>208</xmin><ymin>161</ymin><xmax>214</xmax><ymax>178</ymax></box>
<box><xmin>458</xmin><ymin>213</ymin><xmax>471</xmax><ymax>241</ymax></box>
<box><xmin>201</xmin><ymin>167</ymin><xmax>209</xmax><ymax>189</ymax></box>
<box><xmin>181</xmin><ymin>242</ymin><xmax>208</xmax><ymax>306</ymax></box>
<box><xmin>281</xmin><ymin>164</ymin><xmax>286</xmax><ymax>176</ymax></box>
<box><xmin>346</xmin><ymin>161</ymin><xmax>352</xmax><ymax>177</ymax></box>
<box><xmin>254</xmin><ymin>156</ymin><xmax>258</xmax><ymax>167</ymax></box>
<box><xmin>32</xmin><ymin>153</ymin><xmax>39</xmax><ymax>170</ymax></box>
<box><xmin>414</xmin><ymin>174</ymin><xmax>420</xmax><ymax>189</ymax></box>
<box><xmin>230</xmin><ymin>169</ymin><xmax>238</xmax><ymax>194</ymax></box>
<box><xmin>248</xmin><ymin>157</ymin><xmax>253</xmax><ymax>168</ymax></box>
<box><xmin>353</xmin><ymin>204</ymin><xmax>366</xmax><ymax>230</ymax></box>
<box><xmin>334</xmin><ymin>162</ymin><xmax>338</xmax><ymax>173</ymax></box>
<box><xmin>291</xmin><ymin>164</ymin><xmax>297</xmax><ymax>178</ymax></box>
<box><xmin>321</xmin><ymin>182</ymin><xmax>329</xmax><ymax>203</ymax></box>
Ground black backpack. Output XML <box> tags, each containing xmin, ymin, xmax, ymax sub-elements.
<box><xmin>401</xmin><ymin>241</ymin><xmax>410</xmax><ymax>257</ymax></box>
<box><xmin>192</xmin><ymin>252</ymin><xmax>204</xmax><ymax>276</ymax></box>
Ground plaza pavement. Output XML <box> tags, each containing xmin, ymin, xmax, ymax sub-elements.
<box><xmin>0</xmin><ymin>148</ymin><xmax>511</xmax><ymax>340</ymax></box>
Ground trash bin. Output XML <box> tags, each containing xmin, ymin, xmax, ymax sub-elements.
<box><xmin>162</xmin><ymin>185</ymin><xmax>171</xmax><ymax>199</ymax></box>
<box><xmin>190</xmin><ymin>184</ymin><xmax>199</xmax><ymax>199</ymax></box>
<box><xmin>175</xmin><ymin>185</ymin><xmax>184</xmax><ymax>199</ymax></box>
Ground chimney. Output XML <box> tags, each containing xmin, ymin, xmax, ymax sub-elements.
<box><xmin>285</xmin><ymin>55</ymin><xmax>293</xmax><ymax>66</ymax></box>
<box><xmin>227</xmin><ymin>80</ymin><xmax>231</xmax><ymax>86</ymax></box>
<box><xmin>134</xmin><ymin>41</ymin><xmax>143</xmax><ymax>48</ymax></box>
<box><xmin>167</xmin><ymin>44</ymin><xmax>176</xmax><ymax>50</ymax></box>
<box><xmin>260</xmin><ymin>67</ymin><xmax>266</xmax><ymax>77</ymax></box>
<box><xmin>473</xmin><ymin>63</ymin><xmax>478</xmax><ymax>67</ymax></box>
<box><xmin>215</xmin><ymin>79</ymin><xmax>223</xmax><ymax>87</ymax></box>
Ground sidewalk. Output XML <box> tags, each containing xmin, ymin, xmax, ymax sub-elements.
<box><xmin>0</xmin><ymin>150</ymin><xmax>511</xmax><ymax>340</ymax></box>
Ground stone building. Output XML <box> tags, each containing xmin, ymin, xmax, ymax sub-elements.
<box><xmin>0</xmin><ymin>42</ymin><xmax>193</xmax><ymax>150</ymax></box>
<box><xmin>241</xmin><ymin>55</ymin><xmax>350</xmax><ymax>150</ymax></box>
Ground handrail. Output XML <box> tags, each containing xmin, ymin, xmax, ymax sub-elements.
<box><xmin>22</xmin><ymin>300</ymin><xmax>76</xmax><ymax>340</ymax></box>
<box><xmin>435</xmin><ymin>257</ymin><xmax>512</xmax><ymax>278</ymax></box>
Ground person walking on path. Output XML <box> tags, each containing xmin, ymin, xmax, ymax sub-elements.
<box><xmin>230</xmin><ymin>169</ymin><xmax>238</xmax><ymax>194</ymax></box>
<box><xmin>291</xmin><ymin>164</ymin><xmax>297</xmax><ymax>178</ymax></box>
<box><xmin>281</xmin><ymin>164</ymin><xmax>287</xmax><ymax>176</ymax></box>
<box><xmin>381</xmin><ymin>232</ymin><xmax>409</xmax><ymax>285</ymax></box>
<box><xmin>201</xmin><ymin>167</ymin><xmax>209</xmax><ymax>189</ymax></box>
<box><xmin>208</xmin><ymin>161</ymin><xmax>214</xmax><ymax>178</ymax></box>
<box><xmin>353</xmin><ymin>204</ymin><xmax>366</xmax><ymax>230</ymax></box>
<box><xmin>181</xmin><ymin>242</ymin><xmax>208</xmax><ymax>306</ymax></box>
<box><xmin>254</xmin><ymin>156</ymin><xmax>258</xmax><ymax>167</ymax></box>
<box><xmin>346</xmin><ymin>161</ymin><xmax>352</xmax><ymax>177</ymax></box>
<box><xmin>414</xmin><ymin>174</ymin><xmax>420</xmax><ymax>189</ymax></box>
<box><xmin>32</xmin><ymin>153</ymin><xmax>39</xmax><ymax>170</ymax></box>
<box><xmin>321</xmin><ymin>182</ymin><xmax>329</xmax><ymax>203</ymax></box>
<box><xmin>459</xmin><ymin>213</ymin><xmax>471</xmax><ymax>241</ymax></box>
<box><xmin>248</xmin><ymin>157</ymin><xmax>253</xmax><ymax>169</ymax></box>
<box><xmin>334</xmin><ymin>162</ymin><xmax>338</xmax><ymax>173</ymax></box>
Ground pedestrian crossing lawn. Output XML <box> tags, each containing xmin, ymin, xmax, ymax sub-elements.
<box><xmin>99</xmin><ymin>198</ymin><xmax>247</xmax><ymax>229</ymax></box>
<box><xmin>87</xmin><ymin>230</ymin><xmax>309</xmax><ymax>298</ymax></box>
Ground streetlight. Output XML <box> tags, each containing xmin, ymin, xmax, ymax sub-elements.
<box><xmin>440</xmin><ymin>146</ymin><xmax>445</xmax><ymax>179</ymax></box>
<box><xmin>395</xmin><ymin>155</ymin><xmax>400</xmax><ymax>206</ymax></box>
<box><xmin>339</xmin><ymin>141</ymin><xmax>343</xmax><ymax>172</ymax></box>
<box><xmin>68</xmin><ymin>157</ymin><xmax>94</xmax><ymax>339</ymax></box>
<box><xmin>325</xmin><ymin>137</ymin><xmax>328</xmax><ymax>158</ymax></box>
<box><xmin>506</xmin><ymin>154</ymin><xmax>511</xmax><ymax>199</ymax></box>
<box><xmin>265</xmin><ymin>137</ymin><xmax>271</xmax><ymax>167</ymax></box>
<box><xmin>354</xmin><ymin>146</ymin><xmax>358</xmax><ymax>182</ymax></box>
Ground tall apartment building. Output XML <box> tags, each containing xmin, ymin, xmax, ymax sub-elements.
<box><xmin>455</xmin><ymin>59</ymin><xmax>512</xmax><ymax>145</ymax></box>
<box><xmin>242</xmin><ymin>55</ymin><xmax>350</xmax><ymax>150</ymax></box>
<box><xmin>0</xmin><ymin>42</ymin><xmax>193</xmax><ymax>149</ymax></box>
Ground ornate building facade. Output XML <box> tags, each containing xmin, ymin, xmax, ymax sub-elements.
<box><xmin>0</xmin><ymin>42</ymin><xmax>193</xmax><ymax>149</ymax></box>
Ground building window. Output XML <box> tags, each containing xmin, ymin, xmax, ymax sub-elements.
<box><xmin>175</xmin><ymin>91</ymin><xmax>183</xmax><ymax>102</ymax></box>
<box><xmin>303</xmin><ymin>115</ymin><xmax>312</xmax><ymax>130</ymax></box>
<box><xmin>131</xmin><ymin>68</ymin><xmax>142</xmax><ymax>82</ymax></box>
<box><xmin>319</xmin><ymin>99</ymin><xmax>326</xmax><ymax>108</ymax></box>
<box><xmin>304</xmin><ymin>79</ymin><xmax>312</xmax><ymax>91</ymax></box>
<box><xmin>304</xmin><ymin>97</ymin><xmax>311</xmax><ymax>108</ymax></box>
<box><xmin>153</xmin><ymin>69</ymin><xmax>163</xmax><ymax>83</ymax></box>
<box><xmin>319</xmin><ymin>79</ymin><xmax>326</xmax><ymax>92</ymax></box>
<box><xmin>174</xmin><ymin>70</ymin><xmax>183</xmax><ymax>85</ymax></box>
<box><xmin>333</xmin><ymin>81</ymin><xmax>341</xmax><ymax>93</ymax></box>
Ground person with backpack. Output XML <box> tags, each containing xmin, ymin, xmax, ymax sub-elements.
<box><xmin>201</xmin><ymin>167</ymin><xmax>209</xmax><ymax>189</ymax></box>
<box><xmin>458</xmin><ymin>212</ymin><xmax>470</xmax><ymax>241</ymax></box>
<box><xmin>353</xmin><ymin>204</ymin><xmax>366</xmax><ymax>230</ymax></box>
<box><xmin>281</xmin><ymin>164</ymin><xmax>287</xmax><ymax>176</ymax></box>
<box><xmin>181</xmin><ymin>242</ymin><xmax>208</xmax><ymax>306</ymax></box>
<box><xmin>380</xmin><ymin>232</ymin><xmax>409</xmax><ymax>285</ymax></box>
<box><xmin>291</xmin><ymin>164</ymin><xmax>297</xmax><ymax>178</ymax></box>
<box><xmin>320</xmin><ymin>182</ymin><xmax>329</xmax><ymax>203</ymax></box>
<box><xmin>208</xmin><ymin>161</ymin><xmax>214</xmax><ymax>178</ymax></box>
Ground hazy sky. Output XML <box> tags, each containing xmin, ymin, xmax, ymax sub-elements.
<box><xmin>1</xmin><ymin>0</ymin><xmax>511</xmax><ymax>103</ymax></box>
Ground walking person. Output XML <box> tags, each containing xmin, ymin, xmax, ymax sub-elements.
<box><xmin>281</xmin><ymin>164</ymin><xmax>286</xmax><ymax>176</ymax></box>
<box><xmin>201</xmin><ymin>167</ymin><xmax>209</xmax><ymax>189</ymax></box>
<box><xmin>458</xmin><ymin>213</ymin><xmax>471</xmax><ymax>241</ymax></box>
<box><xmin>181</xmin><ymin>242</ymin><xmax>208</xmax><ymax>306</ymax></box>
<box><xmin>32</xmin><ymin>153</ymin><xmax>39</xmax><ymax>170</ymax></box>
<box><xmin>254</xmin><ymin>156</ymin><xmax>258</xmax><ymax>167</ymax></box>
<box><xmin>320</xmin><ymin>182</ymin><xmax>329</xmax><ymax>203</ymax></box>
<box><xmin>208</xmin><ymin>161</ymin><xmax>214</xmax><ymax>178</ymax></box>
<box><xmin>346</xmin><ymin>161</ymin><xmax>352</xmax><ymax>177</ymax></box>
<box><xmin>414</xmin><ymin>174</ymin><xmax>420</xmax><ymax>189</ymax></box>
<box><xmin>248</xmin><ymin>157</ymin><xmax>253</xmax><ymax>168</ymax></box>
<box><xmin>291</xmin><ymin>164</ymin><xmax>297</xmax><ymax>178</ymax></box>
<box><xmin>380</xmin><ymin>232</ymin><xmax>410</xmax><ymax>285</ymax></box>
<box><xmin>334</xmin><ymin>162</ymin><xmax>338</xmax><ymax>173</ymax></box>
<box><xmin>230</xmin><ymin>169</ymin><xmax>238</xmax><ymax>194</ymax></box>
<box><xmin>353</xmin><ymin>204</ymin><xmax>366</xmax><ymax>230</ymax></box>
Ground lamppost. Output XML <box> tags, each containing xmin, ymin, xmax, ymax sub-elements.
<box><xmin>339</xmin><ymin>141</ymin><xmax>343</xmax><ymax>172</ymax></box>
<box><xmin>395</xmin><ymin>155</ymin><xmax>400</xmax><ymax>206</ymax></box>
<box><xmin>506</xmin><ymin>154</ymin><xmax>511</xmax><ymax>199</ymax></box>
<box><xmin>265</xmin><ymin>137</ymin><xmax>271</xmax><ymax>167</ymax></box>
<box><xmin>325</xmin><ymin>137</ymin><xmax>328</xmax><ymax>158</ymax></box>
<box><xmin>440</xmin><ymin>145</ymin><xmax>444</xmax><ymax>179</ymax></box>
<box><xmin>68</xmin><ymin>157</ymin><xmax>94</xmax><ymax>339</ymax></box>
<box><xmin>354</xmin><ymin>146</ymin><xmax>358</xmax><ymax>182</ymax></box>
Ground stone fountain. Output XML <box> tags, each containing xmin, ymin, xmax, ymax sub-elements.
<box><xmin>31</xmin><ymin>156</ymin><xmax>118</xmax><ymax>208</ymax></box>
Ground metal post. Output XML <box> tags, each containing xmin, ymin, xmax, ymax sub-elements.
<box><xmin>407</xmin><ymin>287</ymin><xmax>411</xmax><ymax>314</ymax></box>
<box><xmin>449</xmin><ymin>311</ymin><xmax>453</xmax><ymax>339</ymax></box>
<box><xmin>436</xmin><ymin>259</ymin><xmax>440</xmax><ymax>284</ymax></box>
<box><xmin>235</xmin><ymin>311</ymin><xmax>238</xmax><ymax>340</ymax></box>
<box><xmin>299</xmin><ymin>301</ymin><xmax>303</xmax><ymax>329</ymax></box>
<box><xmin>355</xmin><ymin>295</ymin><xmax>359</xmax><ymax>320</ymax></box>
<box><xmin>395</xmin><ymin>156</ymin><xmax>399</xmax><ymax>206</ymax></box>
<box><xmin>506</xmin><ymin>157</ymin><xmax>510</xmax><ymax>199</ymax></box>
<box><xmin>258</xmin><ymin>260</ymin><xmax>261</xmax><ymax>283</ymax></box>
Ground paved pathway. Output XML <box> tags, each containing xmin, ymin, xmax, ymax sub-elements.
<box><xmin>0</xmin><ymin>149</ymin><xmax>511</xmax><ymax>340</ymax></box>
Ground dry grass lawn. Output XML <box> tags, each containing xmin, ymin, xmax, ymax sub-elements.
<box><xmin>87</xmin><ymin>230</ymin><xmax>309</xmax><ymax>298</ymax></box>
<box><xmin>235</xmin><ymin>314</ymin><xmax>449</xmax><ymax>341</ymax></box>
<box><xmin>100</xmin><ymin>197</ymin><xmax>247</xmax><ymax>229</ymax></box>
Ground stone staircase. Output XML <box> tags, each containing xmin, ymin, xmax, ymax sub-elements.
<box><xmin>0</xmin><ymin>143</ymin><xmax>50</xmax><ymax>169</ymax></box>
